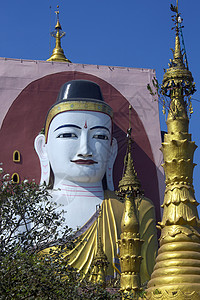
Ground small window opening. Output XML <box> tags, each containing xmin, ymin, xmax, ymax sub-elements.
<box><xmin>12</xmin><ymin>173</ymin><xmax>20</xmax><ymax>183</ymax></box>
<box><xmin>13</xmin><ymin>150</ymin><xmax>21</xmax><ymax>163</ymax></box>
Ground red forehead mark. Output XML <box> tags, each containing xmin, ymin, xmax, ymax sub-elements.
<box><xmin>84</xmin><ymin>121</ymin><xmax>87</xmax><ymax>129</ymax></box>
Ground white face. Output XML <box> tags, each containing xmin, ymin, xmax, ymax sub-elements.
<box><xmin>46</xmin><ymin>111</ymin><xmax>112</xmax><ymax>184</ymax></box>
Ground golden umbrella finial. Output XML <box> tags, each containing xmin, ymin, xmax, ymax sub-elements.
<box><xmin>55</xmin><ymin>5</ymin><xmax>59</xmax><ymax>16</ymax></box>
<box><xmin>162</xmin><ymin>0</ymin><xmax>195</xmax><ymax>118</ymax></box>
<box><xmin>55</xmin><ymin>5</ymin><xmax>61</xmax><ymax>29</ymax></box>
<box><xmin>47</xmin><ymin>5</ymin><xmax>71</xmax><ymax>63</ymax></box>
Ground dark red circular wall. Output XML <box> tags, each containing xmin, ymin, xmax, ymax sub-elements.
<box><xmin>0</xmin><ymin>71</ymin><xmax>161</xmax><ymax>221</ymax></box>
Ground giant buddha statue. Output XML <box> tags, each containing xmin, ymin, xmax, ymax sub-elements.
<box><xmin>34</xmin><ymin>80</ymin><xmax>158</xmax><ymax>283</ymax></box>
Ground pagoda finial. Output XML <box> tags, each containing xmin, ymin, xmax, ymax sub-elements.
<box><xmin>47</xmin><ymin>5</ymin><xmax>71</xmax><ymax>63</ymax></box>
<box><xmin>161</xmin><ymin>0</ymin><xmax>196</xmax><ymax>121</ymax></box>
<box><xmin>147</xmin><ymin>2</ymin><xmax>200</xmax><ymax>298</ymax></box>
<box><xmin>162</xmin><ymin>1</ymin><xmax>195</xmax><ymax>104</ymax></box>
<box><xmin>118</xmin><ymin>105</ymin><xmax>141</xmax><ymax>194</ymax></box>
<box><xmin>89</xmin><ymin>206</ymin><xmax>108</xmax><ymax>287</ymax></box>
<box><xmin>55</xmin><ymin>5</ymin><xmax>61</xmax><ymax>28</ymax></box>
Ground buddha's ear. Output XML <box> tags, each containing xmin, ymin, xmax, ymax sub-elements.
<box><xmin>106</xmin><ymin>137</ymin><xmax>118</xmax><ymax>191</ymax></box>
<box><xmin>34</xmin><ymin>134</ymin><xmax>50</xmax><ymax>185</ymax></box>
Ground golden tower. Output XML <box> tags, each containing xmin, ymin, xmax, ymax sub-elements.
<box><xmin>118</xmin><ymin>106</ymin><xmax>143</xmax><ymax>297</ymax></box>
<box><xmin>47</xmin><ymin>6</ymin><xmax>71</xmax><ymax>63</ymax></box>
<box><xmin>147</xmin><ymin>1</ymin><xmax>200</xmax><ymax>299</ymax></box>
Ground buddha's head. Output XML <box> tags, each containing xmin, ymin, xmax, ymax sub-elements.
<box><xmin>34</xmin><ymin>80</ymin><xmax>118</xmax><ymax>190</ymax></box>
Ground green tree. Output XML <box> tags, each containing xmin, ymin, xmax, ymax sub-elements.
<box><xmin>0</xmin><ymin>171</ymin><xmax>71</xmax><ymax>257</ymax></box>
<box><xmin>0</xmin><ymin>170</ymin><xmax>122</xmax><ymax>299</ymax></box>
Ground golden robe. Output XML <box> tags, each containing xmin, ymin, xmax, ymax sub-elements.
<box><xmin>66</xmin><ymin>190</ymin><xmax>158</xmax><ymax>284</ymax></box>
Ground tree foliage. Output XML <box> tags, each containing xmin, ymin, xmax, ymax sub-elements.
<box><xmin>0</xmin><ymin>171</ymin><xmax>71</xmax><ymax>257</ymax></box>
<box><xmin>0</xmin><ymin>170</ymin><xmax>123</xmax><ymax>299</ymax></box>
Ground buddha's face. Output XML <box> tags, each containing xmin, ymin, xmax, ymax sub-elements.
<box><xmin>46</xmin><ymin>111</ymin><xmax>112</xmax><ymax>184</ymax></box>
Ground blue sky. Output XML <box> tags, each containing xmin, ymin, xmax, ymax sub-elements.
<box><xmin>1</xmin><ymin>0</ymin><xmax>200</xmax><ymax>215</ymax></box>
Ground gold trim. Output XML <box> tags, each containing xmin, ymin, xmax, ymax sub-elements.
<box><xmin>45</xmin><ymin>101</ymin><xmax>113</xmax><ymax>142</ymax></box>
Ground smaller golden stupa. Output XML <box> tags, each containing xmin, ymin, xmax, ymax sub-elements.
<box><xmin>47</xmin><ymin>6</ymin><xmax>71</xmax><ymax>63</ymax></box>
<box><xmin>147</xmin><ymin>1</ymin><xmax>200</xmax><ymax>299</ymax></box>
<box><xmin>118</xmin><ymin>106</ymin><xmax>144</xmax><ymax>297</ymax></box>
<box><xmin>89</xmin><ymin>207</ymin><xmax>108</xmax><ymax>287</ymax></box>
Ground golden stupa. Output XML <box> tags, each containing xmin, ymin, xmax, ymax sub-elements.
<box><xmin>89</xmin><ymin>207</ymin><xmax>109</xmax><ymax>287</ymax></box>
<box><xmin>47</xmin><ymin>6</ymin><xmax>71</xmax><ymax>63</ymax></box>
<box><xmin>147</xmin><ymin>1</ymin><xmax>200</xmax><ymax>299</ymax></box>
<box><xmin>118</xmin><ymin>106</ymin><xmax>144</xmax><ymax>297</ymax></box>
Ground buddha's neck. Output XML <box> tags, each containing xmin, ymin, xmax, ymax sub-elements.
<box><xmin>53</xmin><ymin>179</ymin><xmax>104</xmax><ymax>206</ymax></box>
<box><xmin>51</xmin><ymin>179</ymin><xmax>104</xmax><ymax>230</ymax></box>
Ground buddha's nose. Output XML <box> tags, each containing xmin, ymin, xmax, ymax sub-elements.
<box><xmin>77</xmin><ymin>132</ymin><xmax>92</xmax><ymax>157</ymax></box>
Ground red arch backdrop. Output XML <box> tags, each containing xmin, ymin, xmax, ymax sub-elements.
<box><xmin>0</xmin><ymin>71</ymin><xmax>161</xmax><ymax>221</ymax></box>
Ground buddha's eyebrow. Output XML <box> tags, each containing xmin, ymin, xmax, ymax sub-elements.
<box><xmin>90</xmin><ymin>126</ymin><xmax>110</xmax><ymax>134</ymax></box>
<box><xmin>54</xmin><ymin>124</ymin><xmax>81</xmax><ymax>132</ymax></box>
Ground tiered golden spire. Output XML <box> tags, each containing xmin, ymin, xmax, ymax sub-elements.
<box><xmin>118</xmin><ymin>106</ymin><xmax>143</xmax><ymax>297</ymax></box>
<box><xmin>147</xmin><ymin>1</ymin><xmax>200</xmax><ymax>299</ymax></box>
<box><xmin>118</xmin><ymin>106</ymin><xmax>142</xmax><ymax>194</ymax></box>
<box><xmin>47</xmin><ymin>6</ymin><xmax>71</xmax><ymax>63</ymax></box>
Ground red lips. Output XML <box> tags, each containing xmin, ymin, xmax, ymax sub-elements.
<box><xmin>71</xmin><ymin>159</ymin><xmax>98</xmax><ymax>165</ymax></box>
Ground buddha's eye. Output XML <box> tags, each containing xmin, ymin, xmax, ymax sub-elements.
<box><xmin>93</xmin><ymin>134</ymin><xmax>109</xmax><ymax>140</ymax></box>
<box><xmin>57</xmin><ymin>133</ymin><xmax>77</xmax><ymax>138</ymax></box>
